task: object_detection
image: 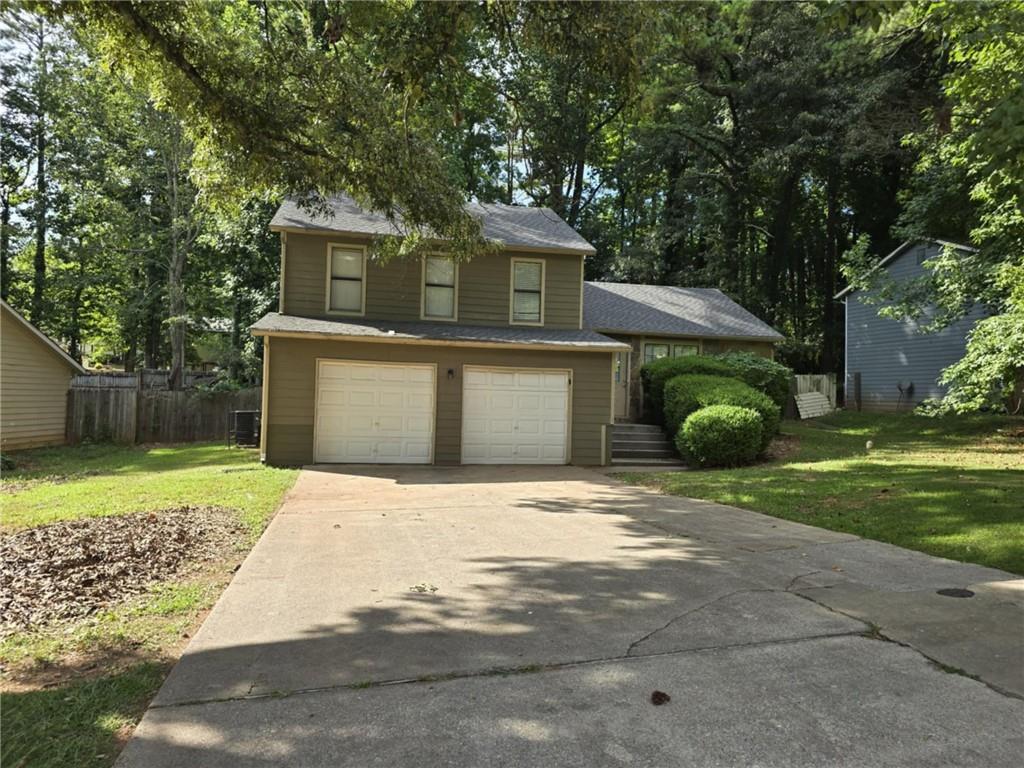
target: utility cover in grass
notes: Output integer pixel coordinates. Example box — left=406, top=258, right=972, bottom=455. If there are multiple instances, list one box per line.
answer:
left=0, top=506, right=244, bottom=633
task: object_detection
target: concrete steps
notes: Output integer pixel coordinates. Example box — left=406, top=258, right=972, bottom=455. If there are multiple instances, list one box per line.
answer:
left=611, top=423, right=678, bottom=463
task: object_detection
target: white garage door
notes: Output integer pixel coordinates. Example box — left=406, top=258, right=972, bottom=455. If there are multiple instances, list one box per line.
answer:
left=462, top=367, right=569, bottom=464
left=315, top=361, right=435, bottom=464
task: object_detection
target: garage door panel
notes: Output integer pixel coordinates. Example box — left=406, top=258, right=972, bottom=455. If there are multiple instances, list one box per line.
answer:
left=406, top=414, right=433, bottom=433
left=543, top=420, right=566, bottom=435
left=517, top=420, right=541, bottom=435
left=408, top=392, right=434, bottom=410
left=315, top=361, right=435, bottom=464
left=543, top=394, right=567, bottom=409
left=462, top=367, right=569, bottom=465
left=540, top=444, right=565, bottom=460
left=407, top=367, right=434, bottom=384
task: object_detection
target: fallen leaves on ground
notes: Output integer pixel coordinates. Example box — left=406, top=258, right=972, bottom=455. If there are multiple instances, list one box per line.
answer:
left=0, top=507, right=243, bottom=634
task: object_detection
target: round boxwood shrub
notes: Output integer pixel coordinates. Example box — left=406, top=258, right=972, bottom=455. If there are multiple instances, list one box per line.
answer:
left=639, top=356, right=735, bottom=423
left=716, top=351, right=792, bottom=409
left=663, top=374, right=780, bottom=449
left=676, top=405, right=763, bottom=467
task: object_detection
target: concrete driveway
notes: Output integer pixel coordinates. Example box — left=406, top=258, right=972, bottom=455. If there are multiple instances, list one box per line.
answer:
left=120, top=466, right=1023, bottom=766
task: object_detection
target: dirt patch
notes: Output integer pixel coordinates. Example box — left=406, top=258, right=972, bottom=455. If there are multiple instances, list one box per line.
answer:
left=1, top=507, right=244, bottom=634
left=763, top=433, right=800, bottom=462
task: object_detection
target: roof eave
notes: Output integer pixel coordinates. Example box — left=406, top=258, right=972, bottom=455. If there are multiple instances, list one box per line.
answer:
left=251, top=327, right=627, bottom=352
left=834, top=237, right=977, bottom=299
left=269, top=225, right=595, bottom=257
left=1, top=299, right=87, bottom=374
left=589, top=326, right=783, bottom=343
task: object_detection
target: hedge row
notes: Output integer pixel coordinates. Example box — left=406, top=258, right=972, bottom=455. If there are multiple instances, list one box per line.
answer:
left=663, top=374, right=780, bottom=449
left=640, top=352, right=791, bottom=424
left=676, top=405, right=763, bottom=467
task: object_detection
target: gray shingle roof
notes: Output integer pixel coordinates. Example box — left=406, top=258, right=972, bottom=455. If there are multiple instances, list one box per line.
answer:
left=250, top=313, right=628, bottom=351
left=271, top=193, right=596, bottom=255
left=583, top=282, right=783, bottom=341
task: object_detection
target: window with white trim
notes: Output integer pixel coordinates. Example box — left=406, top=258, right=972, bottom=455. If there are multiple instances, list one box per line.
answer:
left=422, top=255, right=456, bottom=320
left=511, top=259, right=544, bottom=324
left=328, top=246, right=365, bottom=313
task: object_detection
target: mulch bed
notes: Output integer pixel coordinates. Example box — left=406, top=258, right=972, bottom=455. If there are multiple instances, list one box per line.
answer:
left=0, top=507, right=245, bottom=634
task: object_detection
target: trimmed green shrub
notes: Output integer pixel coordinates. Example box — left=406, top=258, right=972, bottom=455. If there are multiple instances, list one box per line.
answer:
left=639, top=356, right=735, bottom=423
left=716, top=351, right=792, bottom=409
left=676, top=405, right=763, bottom=467
left=663, top=374, right=780, bottom=449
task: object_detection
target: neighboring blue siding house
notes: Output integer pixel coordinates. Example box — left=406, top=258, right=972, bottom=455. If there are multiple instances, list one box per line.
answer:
left=836, top=239, right=987, bottom=411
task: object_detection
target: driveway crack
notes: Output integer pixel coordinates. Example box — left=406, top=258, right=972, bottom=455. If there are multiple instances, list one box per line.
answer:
left=625, top=588, right=776, bottom=657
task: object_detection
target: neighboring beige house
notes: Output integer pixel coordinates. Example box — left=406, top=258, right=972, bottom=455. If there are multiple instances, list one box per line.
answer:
left=1, top=299, right=86, bottom=451
left=252, top=194, right=781, bottom=467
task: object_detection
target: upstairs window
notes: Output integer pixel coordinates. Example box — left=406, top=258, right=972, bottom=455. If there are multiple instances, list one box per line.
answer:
left=422, top=255, right=457, bottom=320
left=328, top=246, right=365, bottom=314
left=511, top=258, right=544, bottom=325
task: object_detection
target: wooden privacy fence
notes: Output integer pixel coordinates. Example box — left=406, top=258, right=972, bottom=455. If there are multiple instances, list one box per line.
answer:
left=785, top=373, right=838, bottom=418
left=794, top=373, right=837, bottom=407
left=70, top=369, right=219, bottom=390
left=67, top=387, right=261, bottom=445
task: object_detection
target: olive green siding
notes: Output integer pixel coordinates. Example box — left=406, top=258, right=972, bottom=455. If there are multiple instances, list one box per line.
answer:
left=263, top=336, right=613, bottom=467
left=617, top=334, right=776, bottom=420
left=282, top=232, right=583, bottom=329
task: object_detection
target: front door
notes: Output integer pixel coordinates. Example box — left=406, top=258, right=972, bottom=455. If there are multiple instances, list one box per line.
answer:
left=614, top=351, right=629, bottom=419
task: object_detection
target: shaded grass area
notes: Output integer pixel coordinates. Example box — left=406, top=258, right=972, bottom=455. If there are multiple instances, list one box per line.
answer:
left=620, top=412, right=1024, bottom=575
left=1, top=442, right=297, bottom=534
left=1, top=443, right=298, bottom=768
left=1, top=664, right=169, bottom=768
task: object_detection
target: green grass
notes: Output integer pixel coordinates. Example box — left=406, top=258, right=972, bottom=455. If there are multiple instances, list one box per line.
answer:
left=1, top=663, right=169, bottom=768
left=619, top=411, right=1024, bottom=575
left=0, top=442, right=299, bottom=768
left=1, top=442, right=297, bottom=534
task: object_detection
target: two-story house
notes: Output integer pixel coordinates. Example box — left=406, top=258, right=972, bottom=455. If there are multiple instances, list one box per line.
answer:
left=252, top=194, right=782, bottom=467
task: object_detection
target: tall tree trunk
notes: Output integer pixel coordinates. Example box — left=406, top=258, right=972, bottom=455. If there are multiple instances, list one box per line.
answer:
left=229, top=276, right=243, bottom=382
left=765, top=172, right=798, bottom=325
left=722, top=185, right=742, bottom=297
left=566, top=153, right=586, bottom=227
left=821, top=169, right=840, bottom=374
left=165, top=134, right=190, bottom=391
left=125, top=338, right=138, bottom=373
left=30, top=18, right=47, bottom=323
left=67, top=253, right=84, bottom=362
left=0, top=198, right=10, bottom=300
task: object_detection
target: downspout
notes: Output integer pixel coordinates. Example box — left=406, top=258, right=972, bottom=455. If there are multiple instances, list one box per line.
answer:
left=278, top=231, right=287, bottom=313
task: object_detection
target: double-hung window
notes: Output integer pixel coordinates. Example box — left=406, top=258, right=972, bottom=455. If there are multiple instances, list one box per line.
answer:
left=328, top=246, right=365, bottom=314
left=511, top=258, right=544, bottom=325
left=422, top=255, right=457, bottom=320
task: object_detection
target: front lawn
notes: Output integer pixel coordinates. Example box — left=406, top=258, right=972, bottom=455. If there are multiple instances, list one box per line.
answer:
left=619, top=412, right=1024, bottom=575
left=2, top=442, right=295, bottom=533
left=0, top=442, right=298, bottom=768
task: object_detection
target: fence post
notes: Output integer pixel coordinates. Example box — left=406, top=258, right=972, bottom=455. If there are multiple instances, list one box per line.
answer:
left=853, top=372, right=862, bottom=412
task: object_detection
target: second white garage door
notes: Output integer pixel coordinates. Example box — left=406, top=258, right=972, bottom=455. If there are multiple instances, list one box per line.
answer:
left=462, top=367, right=569, bottom=464
left=315, top=360, right=435, bottom=464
